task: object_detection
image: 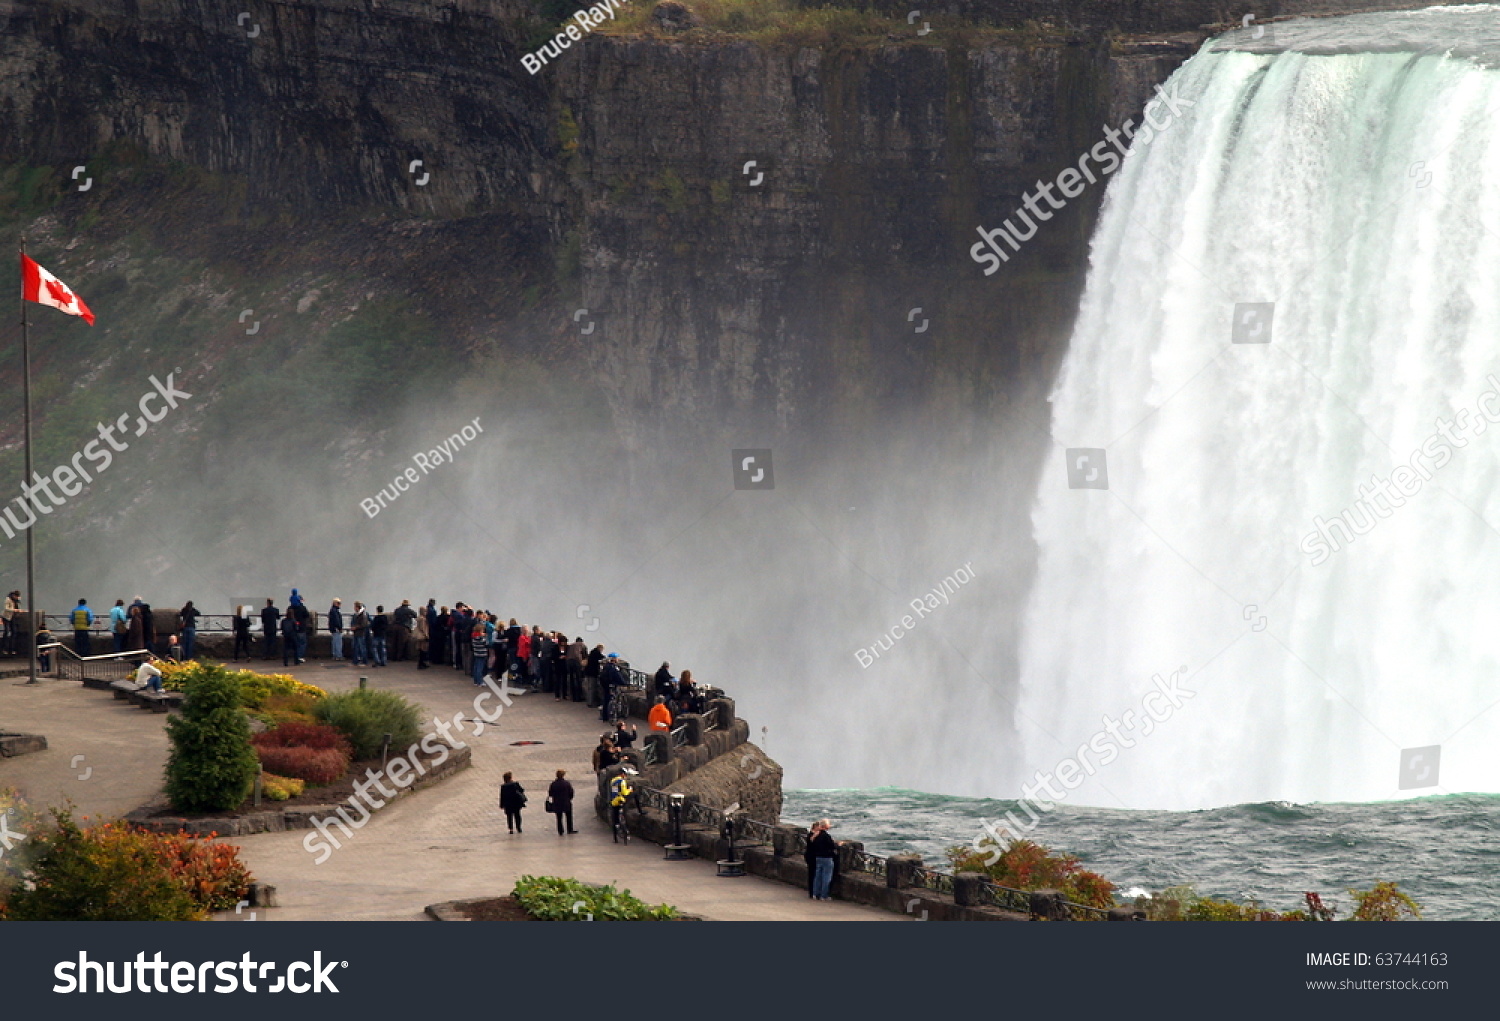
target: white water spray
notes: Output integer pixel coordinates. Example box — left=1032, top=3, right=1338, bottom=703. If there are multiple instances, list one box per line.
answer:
left=1021, top=6, right=1500, bottom=809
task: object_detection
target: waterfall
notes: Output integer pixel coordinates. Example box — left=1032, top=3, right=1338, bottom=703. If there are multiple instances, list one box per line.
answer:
left=1020, top=6, right=1500, bottom=809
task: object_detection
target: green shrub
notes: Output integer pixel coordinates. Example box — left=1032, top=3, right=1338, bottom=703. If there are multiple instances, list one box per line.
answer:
left=164, top=664, right=260, bottom=812
left=313, top=687, right=422, bottom=759
left=1, top=810, right=204, bottom=921
left=512, top=875, right=677, bottom=921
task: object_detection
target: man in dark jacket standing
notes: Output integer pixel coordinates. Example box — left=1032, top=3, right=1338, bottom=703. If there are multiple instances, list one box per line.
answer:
left=392, top=599, right=416, bottom=661
left=568, top=638, right=586, bottom=702
left=547, top=769, right=576, bottom=835
left=232, top=606, right=253, bottom=661
left=261, top=599, right=280, bottom=660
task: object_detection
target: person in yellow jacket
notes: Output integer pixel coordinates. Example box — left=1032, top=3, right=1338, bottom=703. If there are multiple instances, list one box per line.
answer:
left=648, top=696, right=672, bottom=732
left=608, top=768, right=637, bottom=844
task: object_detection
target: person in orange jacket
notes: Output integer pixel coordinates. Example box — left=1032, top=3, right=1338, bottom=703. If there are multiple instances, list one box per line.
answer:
left=648, top=695, right=673, bottom=732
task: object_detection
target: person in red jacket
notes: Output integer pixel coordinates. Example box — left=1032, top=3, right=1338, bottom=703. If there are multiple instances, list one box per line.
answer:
left=648, top=696, right=673, bottom=732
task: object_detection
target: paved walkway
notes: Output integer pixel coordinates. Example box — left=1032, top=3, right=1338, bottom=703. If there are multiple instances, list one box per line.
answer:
left=0, top=671, right=169, bottom=822
left=3, top=656, right=896, bottom=921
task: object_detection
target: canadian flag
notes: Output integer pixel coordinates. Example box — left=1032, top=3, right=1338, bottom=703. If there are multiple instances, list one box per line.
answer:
left=21, top=253, right=94, bottom=325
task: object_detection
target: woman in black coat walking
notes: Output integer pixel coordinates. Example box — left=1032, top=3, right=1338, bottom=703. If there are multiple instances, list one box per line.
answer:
left=500, top=771, right=527, bottom=834
left=547, top=769, right=577, bottom=835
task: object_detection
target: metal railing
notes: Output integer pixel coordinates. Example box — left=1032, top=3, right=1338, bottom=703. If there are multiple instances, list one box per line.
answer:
left=973, top=879, right=1034, bottom=914
left=41, top=643, right=154, bottom=683
left=909, top=865, right=955, bottom=896
left=669, top=724, right=690, bottom=748
left=629, top=786, right=1101, bottom=918
left=734, top=816, right=776, bottom=845
left=848, top=849, right=888, bottom=880
left=45, top=612, right=250, bottom=634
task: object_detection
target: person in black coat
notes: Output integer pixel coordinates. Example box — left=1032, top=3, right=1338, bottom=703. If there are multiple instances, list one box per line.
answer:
left=280, top=613, right=299, bottom=667
left=261, top=599, right=280, bottom=660
left=611, top=719, right=637, bottom=751
left=499, top=772, right=527, bottom=834
left=547, top=769, right=577, bottom=835
left=232, top=606, right=253, bottom=661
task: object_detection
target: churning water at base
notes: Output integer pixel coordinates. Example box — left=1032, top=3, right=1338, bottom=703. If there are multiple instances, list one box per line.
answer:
left=1020, top=5, right=1500, bottom=809
left=786, top=788, right=1500, bottom=919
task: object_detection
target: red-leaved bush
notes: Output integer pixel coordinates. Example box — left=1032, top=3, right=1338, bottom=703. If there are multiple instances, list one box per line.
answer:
left=252, top=745, right=348, bottom=786
left=251, top=721, right=352, bottom=757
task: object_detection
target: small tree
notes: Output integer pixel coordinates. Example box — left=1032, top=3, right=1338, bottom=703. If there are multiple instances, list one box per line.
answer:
left=165, top=664, right=259, bottom=812
left=1348, top=881, right=1421, bottom=921
left=948, top=837, right=1116, bottom=909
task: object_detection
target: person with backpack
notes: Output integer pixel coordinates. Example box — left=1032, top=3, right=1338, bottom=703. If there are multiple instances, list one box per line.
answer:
left=177, top=600, right=200, bottom=660
left=126, top=603, right=145, bottom=652
left=291, top=599, right=311, bottom=664
left=70, top=599, right=93, bottom=656
left=546, top=769, right=576, bottom=835
left=499, top=771, right=527, bottom=834
left=350, top=601, right=371, bottom=666
left=469, top=612, right=494, bottom=685
left=109, top=598, right=129, bottom=654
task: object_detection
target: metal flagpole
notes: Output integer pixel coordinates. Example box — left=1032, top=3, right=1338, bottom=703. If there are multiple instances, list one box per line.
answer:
left=19, top=237, right=37, bottom=684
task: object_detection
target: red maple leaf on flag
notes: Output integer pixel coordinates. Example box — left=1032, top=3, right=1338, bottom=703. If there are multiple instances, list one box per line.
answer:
left=44, top=278, right=74, bottom=307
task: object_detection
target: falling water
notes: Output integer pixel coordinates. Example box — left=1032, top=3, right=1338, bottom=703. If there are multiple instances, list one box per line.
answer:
left=1020, top=5, right=1500, bottom=809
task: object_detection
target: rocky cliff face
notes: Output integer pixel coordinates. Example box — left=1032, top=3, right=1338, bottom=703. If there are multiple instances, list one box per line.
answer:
left=0, top=0, right=1201, bottom=445
left=555, top=33, right=1190, bottom=453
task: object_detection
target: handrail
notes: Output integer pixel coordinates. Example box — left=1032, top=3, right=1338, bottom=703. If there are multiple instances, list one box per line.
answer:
left=39, top=643, right=152, bottom=663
